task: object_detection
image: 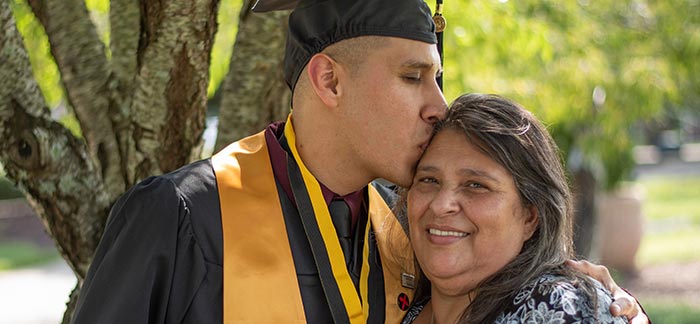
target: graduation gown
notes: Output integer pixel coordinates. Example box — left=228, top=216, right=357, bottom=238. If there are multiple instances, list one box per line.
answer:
left=71, top=125, right=413, bottom=324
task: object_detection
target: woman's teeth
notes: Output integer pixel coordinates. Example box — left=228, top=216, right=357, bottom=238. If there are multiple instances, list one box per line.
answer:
left=429, top=228, right=468, bottom=237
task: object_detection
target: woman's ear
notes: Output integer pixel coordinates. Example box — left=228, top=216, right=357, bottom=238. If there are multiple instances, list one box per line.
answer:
left=306, top=53, right=341, bottom=107
left=522, top=205, right=539, bottom=241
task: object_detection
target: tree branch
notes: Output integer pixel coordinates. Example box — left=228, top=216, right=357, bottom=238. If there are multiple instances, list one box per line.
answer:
left=215, top=1, right=290, bottom=150
left=1, top=1, right=110, bottom=279
left=110, top=0, right=140, bottom=88
left=108, top=0, right=139, bottom=124
left=128, top=0, right=219, bottom=181
left=104, top=0, right=142, bottom=199
left=26, top=0, right=125, bottom=199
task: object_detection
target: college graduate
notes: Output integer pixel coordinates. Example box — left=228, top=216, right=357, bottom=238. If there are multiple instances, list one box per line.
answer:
left=71, top=0, right=442, bottom=323
left=70, top=0, right=647, bottom=323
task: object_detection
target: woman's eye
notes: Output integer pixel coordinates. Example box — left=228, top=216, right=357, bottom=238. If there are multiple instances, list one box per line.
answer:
left=417, top=177, right=437, bottom=184
left=466, top=182, right=486, bottom=190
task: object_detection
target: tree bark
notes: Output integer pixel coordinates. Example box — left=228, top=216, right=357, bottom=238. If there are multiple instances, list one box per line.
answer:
left=2, top=0, right=221, bottom=321
left=1, top=0, right=109, bottom=282
left=27, top=0, right=124, bottom=198
left=215, top=0, right=290, bottom=151
left=4, top=0, right=293, bottom=320
left=129, top=0, right=219, bottom=178
left=572, top=168, right=597, bottom=259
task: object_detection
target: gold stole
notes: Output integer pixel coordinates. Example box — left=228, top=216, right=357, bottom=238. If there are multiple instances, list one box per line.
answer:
left=212, top=130, right=414, bottom=323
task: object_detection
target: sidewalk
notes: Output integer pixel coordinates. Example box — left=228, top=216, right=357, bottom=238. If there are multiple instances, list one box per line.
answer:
left=0, top=260, right=76, bottom=324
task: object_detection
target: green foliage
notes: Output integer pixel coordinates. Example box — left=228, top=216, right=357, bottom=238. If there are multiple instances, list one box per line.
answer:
left=0, top=241, right=59, bottom=270
left=10, top=0, right=65, bottom=109
left=10, top=0, right=81, bottom=136
left=10, top=0, right=243, bottom=134
left=85, top=0, right=110, bottom=59
left=208, top=0, right=242, bottom=97
left=85, top=0, right=108, bottom=12
left=11, top=0, right=699, bottom=189
left=440, top=0, right=698, bottom=189
left=653, top=1, right=700, bottom=111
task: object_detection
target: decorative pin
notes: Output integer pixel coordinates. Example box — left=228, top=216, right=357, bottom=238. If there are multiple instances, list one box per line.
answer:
left=433, top=15, right=446, bottom=33
left=401, top=272, right=416, bottom=289
left=397, top=293, right=411, bottom=311
left=433, top=3, right=446, bottom=33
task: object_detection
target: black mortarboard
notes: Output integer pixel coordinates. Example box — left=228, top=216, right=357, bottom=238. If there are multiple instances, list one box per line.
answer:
left=252, top=0, right=439, bottom=91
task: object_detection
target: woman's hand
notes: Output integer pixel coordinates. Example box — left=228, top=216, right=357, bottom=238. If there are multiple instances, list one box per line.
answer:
left=566, top=260, right=650, bottom=323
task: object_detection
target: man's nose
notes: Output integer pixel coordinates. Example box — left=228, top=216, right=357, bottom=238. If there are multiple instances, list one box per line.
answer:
left=421, top=79, right=447, bottom=125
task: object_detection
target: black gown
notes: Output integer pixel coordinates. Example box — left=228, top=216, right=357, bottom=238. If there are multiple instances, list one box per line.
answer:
left=70, top=158, right=394, bottom=323
left=71, top=160, right=224, bottom=323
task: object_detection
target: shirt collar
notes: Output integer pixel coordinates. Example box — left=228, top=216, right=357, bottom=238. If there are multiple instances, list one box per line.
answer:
left=264, top=121, right=364, bottom=228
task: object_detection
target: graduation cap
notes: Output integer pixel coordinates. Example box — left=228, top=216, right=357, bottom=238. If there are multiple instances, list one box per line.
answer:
left=252, top=0, right=446, bottom=91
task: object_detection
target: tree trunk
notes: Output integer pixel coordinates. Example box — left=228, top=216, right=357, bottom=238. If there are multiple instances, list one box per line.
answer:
left=4, top=0, right=291, bottom=320
left=1, top=0, right=109, bottom=282
left=26, top=0, right=123, bottom=197
left=215, top=0, right=290, bottom=151
left=1, top=0, right=220, bottom=321
left=572, top=168, right=597, bottom=259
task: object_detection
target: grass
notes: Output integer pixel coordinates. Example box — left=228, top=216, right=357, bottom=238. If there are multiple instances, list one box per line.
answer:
left=631, top=175, right=700, bottom=323
left=0, top=175, right=55, bottom=271
left=643, top=299, right=700, bottom=324
left=638, top=176, right=700, bottom=224
left=634, top=175, right=700, bottom=266
left=0, top=241, right=60, bottom=271
left=637, top=228, right=700, bottom=266
left=0, top=177, right=24, bottom=200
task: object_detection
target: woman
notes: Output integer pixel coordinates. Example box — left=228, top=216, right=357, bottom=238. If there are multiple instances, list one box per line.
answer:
left=402, top=94, right=628, bottom=323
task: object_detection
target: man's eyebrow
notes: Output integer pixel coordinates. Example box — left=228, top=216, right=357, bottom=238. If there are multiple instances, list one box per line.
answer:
left=415, top=165, right=438, bottom=172
left=401, top=60, right=439, bottom=70
left=400, top=60, right=443, bottom=76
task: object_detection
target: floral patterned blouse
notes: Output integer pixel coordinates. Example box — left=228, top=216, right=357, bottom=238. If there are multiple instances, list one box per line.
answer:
left=402, top=273, right=629, bottom=324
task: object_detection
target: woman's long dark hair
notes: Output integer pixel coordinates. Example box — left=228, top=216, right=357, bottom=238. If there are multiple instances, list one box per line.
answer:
left=405, top=94, right=598, bottom=323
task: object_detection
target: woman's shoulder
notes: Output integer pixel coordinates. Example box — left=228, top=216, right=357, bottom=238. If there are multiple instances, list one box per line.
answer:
left=495, top=272, right=629, bottom=324
left=401, top=296, right=430, bottom=324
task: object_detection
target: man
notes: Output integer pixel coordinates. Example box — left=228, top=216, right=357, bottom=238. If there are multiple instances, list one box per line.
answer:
left=71, top=0, right=648, bottom=323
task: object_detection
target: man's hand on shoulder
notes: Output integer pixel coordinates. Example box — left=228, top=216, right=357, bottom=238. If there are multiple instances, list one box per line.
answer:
left=566, top=260, right=650, bottom=324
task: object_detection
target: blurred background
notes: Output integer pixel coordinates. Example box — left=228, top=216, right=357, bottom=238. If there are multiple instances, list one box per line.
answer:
left=1, top=0, right=699, bottom=323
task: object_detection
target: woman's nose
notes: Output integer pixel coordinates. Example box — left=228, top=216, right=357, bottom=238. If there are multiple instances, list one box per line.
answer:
left=429, top=188, right=460, bottom=217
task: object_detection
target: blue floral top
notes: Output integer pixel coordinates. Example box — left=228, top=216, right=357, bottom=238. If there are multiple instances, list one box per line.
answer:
left=402, top=273, right=629, bottom=324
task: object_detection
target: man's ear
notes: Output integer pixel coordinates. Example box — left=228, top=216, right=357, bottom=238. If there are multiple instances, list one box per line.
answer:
left=306, top=53, right=342, bottom=107
left=523, top=205, right=539, bottom=241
